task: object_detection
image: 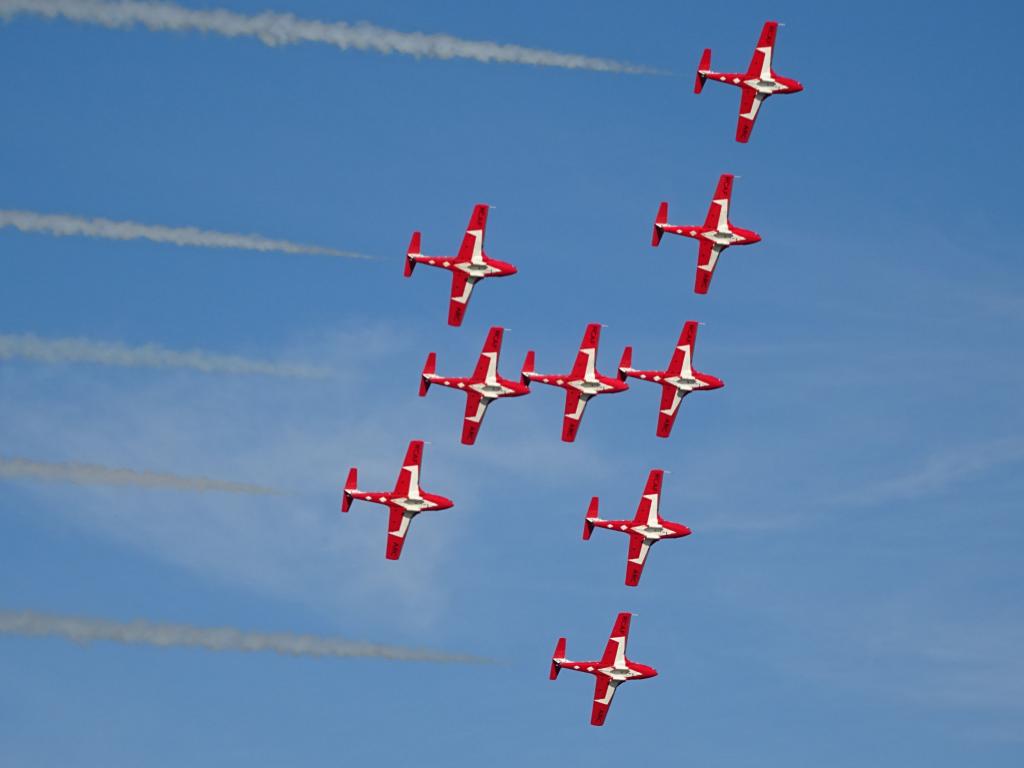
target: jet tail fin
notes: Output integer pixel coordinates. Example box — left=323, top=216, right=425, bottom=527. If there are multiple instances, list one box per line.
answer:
left=617, top=346, right=633, bottom=381
left=419, top=352, right=436, bottom=396
left=404, top=232, right=421, bottom=277
left=341, top=468, right=357, bottom=512
left=550, top=637, right=567, bottom=679
left=652, top=202, right=668, bottom=246
left=521, top=350, right=536, bottom=386
left=584, top=496, right=599, bottom=540
left=695, top=48, right=711, bottom=93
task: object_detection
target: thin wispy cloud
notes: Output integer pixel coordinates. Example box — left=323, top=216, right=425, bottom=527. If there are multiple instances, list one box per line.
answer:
left=0, top=333, right=329, bottom=379
left=0, top=0, right=661, bottom=74
left=834, top=437, right=1024, bottom=507
left=0, top=456, right=283, bottom=496
left=0, top=210, right=367, bottom=258
left=0, top=610, right=492, bottom=664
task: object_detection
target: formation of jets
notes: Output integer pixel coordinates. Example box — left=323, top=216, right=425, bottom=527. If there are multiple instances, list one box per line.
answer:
left=344, top=19, right=801, bottom=725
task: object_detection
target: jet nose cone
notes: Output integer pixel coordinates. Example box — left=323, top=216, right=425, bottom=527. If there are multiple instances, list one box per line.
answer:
left=792, top=81, right=804, bottom=92
left=507, top=265, right=519, bottom=275
left=709, top=376, right=725, bottom=390
left=681, top=525, right=693, bottom=536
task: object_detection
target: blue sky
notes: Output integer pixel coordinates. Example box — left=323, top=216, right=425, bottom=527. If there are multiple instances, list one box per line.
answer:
left=1, top=0, right=1022, bottom=765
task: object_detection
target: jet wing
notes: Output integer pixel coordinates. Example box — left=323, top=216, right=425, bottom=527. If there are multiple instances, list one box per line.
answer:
left=625, top=532, right=652, bottom=586
left=392, top=440, right=423, bottom=498
left=736, top=87, right=765, bottom=144
left=455, top=203, right=489, bottom=264
left=590, top=676, right=620, bottom=726
left=666, top=321, right=698, bottom=377
left=561, top=390, right=590, bottom=443
left=385, top=505, right=413, bottom=560
left=657, top=384, right=685, bottom=438
left=569, top=323, right=602, bottom=380
left=600, top=612, right=632, bottom=666
left=448, top=271, right=477, bottom=327
left=746, top=21, right=778, bottom=80
left=471, top=326, right=503, bottom=382
left=695, top=241, right=724, bottom=294
left=632, top=470, right=664, bottom=525
left=703, top=174, right=733, bottom=229
left=461, top=391, right=492, bottom=446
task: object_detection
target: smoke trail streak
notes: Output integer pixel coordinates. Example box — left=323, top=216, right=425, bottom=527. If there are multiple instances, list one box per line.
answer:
left=0, top=0, right=660, bottom=74
left=0, top=333, right=329, bottom=379
left=0, top=457, right=283, bottom=496
left=0, top=210, right=368, bottom=259
left=0, top=610, right=493, bottom=664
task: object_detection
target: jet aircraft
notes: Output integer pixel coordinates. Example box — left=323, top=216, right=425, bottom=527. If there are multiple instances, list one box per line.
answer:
left=404, top=203, right=517, bottom=326
left=618, top=321, right=723, bottom=438
left=584, top=469, right=692, bottom=586
left=694, top=20, right=803, bottom=143
left=653, top=173, right=761, bottom=294
left=342, top=440, right=453, bottom=560
left=522, top=323, right=628, bottom=442
left=550, top=612, right=657, bottom=726
left=420, top=326, right=531, bottom=445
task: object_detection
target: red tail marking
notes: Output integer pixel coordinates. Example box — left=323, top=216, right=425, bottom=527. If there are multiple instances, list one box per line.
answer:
left=652, top=202, right=668, bottom=246
left=618, top=346, right=633, bottom=380
left=550, top=637, right=567, bottom=680
left=404, top=231, right=421, bottom=277
left=341, top=467, right=357, bottom=512
left=419, top=352, right=436, bottom=396
left=521, top=350, right=535, bottom=386
left=584, top=497, right=599, bottom=540
left=695, top=48, right=711, bottom=93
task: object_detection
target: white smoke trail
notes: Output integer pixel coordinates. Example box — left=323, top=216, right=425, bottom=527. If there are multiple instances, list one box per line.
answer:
left=0, top=333, right=329, bottom=379
left=0, top=610, right=493, bottom=664
left=0, top=457, right=283, bottom=496
left=0, top=0, right=660, bottom=74
left=0, top=210, right=368, bottom=259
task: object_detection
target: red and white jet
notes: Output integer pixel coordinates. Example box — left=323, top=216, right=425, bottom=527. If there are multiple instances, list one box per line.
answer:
left=653, top=173, right=761, bottom=294
left=618, top=321, right=723, bottom=438
left=695, top=20, right=803, bottom=143
left=420, top=326, right=531, bottom=446
left=404, top=203, right=517, bottom=327
left=550, top=612, right=657, bottom=726
left=522, top=323, right=628, bottom=442
left=584, top=469, right=692, bottom=586
left=341, top=440, right=453, bottom=560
